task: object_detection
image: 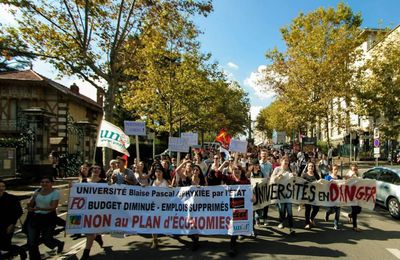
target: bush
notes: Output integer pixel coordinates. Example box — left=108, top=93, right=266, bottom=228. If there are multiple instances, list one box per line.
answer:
left=59, top=152, right=82, bottom=177
left=317, top=140, right=329, bottom=154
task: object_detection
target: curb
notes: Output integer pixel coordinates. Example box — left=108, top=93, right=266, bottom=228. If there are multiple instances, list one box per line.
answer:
left=8, top=183, right=71, bottom=200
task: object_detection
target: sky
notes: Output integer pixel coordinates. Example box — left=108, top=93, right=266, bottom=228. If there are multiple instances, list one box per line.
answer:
left=1, top=1, right=400, bottom=120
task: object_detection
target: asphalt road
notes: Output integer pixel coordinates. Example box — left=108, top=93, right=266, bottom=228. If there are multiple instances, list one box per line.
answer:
left=8, top=184, right=400, bottom=260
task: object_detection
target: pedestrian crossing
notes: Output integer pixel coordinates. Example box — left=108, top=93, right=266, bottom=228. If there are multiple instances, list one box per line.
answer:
left=387, top=248, right=400, bottom=259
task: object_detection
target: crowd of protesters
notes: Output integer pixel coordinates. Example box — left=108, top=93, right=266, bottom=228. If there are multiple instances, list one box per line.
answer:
left=0, top=144, right=365, bottom=259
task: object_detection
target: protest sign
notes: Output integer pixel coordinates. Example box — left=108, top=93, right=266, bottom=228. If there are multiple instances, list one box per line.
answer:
left=181, top=132, right=198, bottom=146
left=124, top=121, right=146, bottom=136
left=66, top=184, right=253, bottom=236
left=168, top=137, right=190, bottom=153
left=251, top=177, right=376, bottom=210
left=229, top=139, right=248, bottom=153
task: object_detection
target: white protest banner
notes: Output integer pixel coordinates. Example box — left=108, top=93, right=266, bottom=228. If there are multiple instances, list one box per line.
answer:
left=252, top=177, right=376, bottom=210
left=229, top=139, right=248, bottom=153
left=97, top=120, right=130, bottom=156
left=168, top=137, right=190, bottom=153
left=124, top=121, right=146, bottom=136
left=181, top=132, right=198, bottom=146
left=66, top=184, right=253, bottom=236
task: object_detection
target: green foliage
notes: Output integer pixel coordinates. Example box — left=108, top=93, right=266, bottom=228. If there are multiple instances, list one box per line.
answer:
left=0, top=26, right=34, bottom=71
left=59, top=152, right=82, bottom=177
left=1, top=0, right=213, bottom=122
left=317, top=140, right=329, bottom=154
left=356, top=38, right=400, bottom=140
left=0, top=136, right=27, bottom=148
left=123, top=35, right=250, bottom=137
left=260, top=3, right=363, bottom=141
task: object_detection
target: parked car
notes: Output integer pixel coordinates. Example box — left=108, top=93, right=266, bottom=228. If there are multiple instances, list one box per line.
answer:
left=362, top=167, right=400, bottom=219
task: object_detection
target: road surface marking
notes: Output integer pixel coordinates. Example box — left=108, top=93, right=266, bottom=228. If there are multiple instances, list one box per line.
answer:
left=387, top=248, right=400, bottom=259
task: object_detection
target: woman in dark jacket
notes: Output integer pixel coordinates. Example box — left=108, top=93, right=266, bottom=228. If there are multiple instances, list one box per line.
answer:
left=0, top=179, right=26, bottom=259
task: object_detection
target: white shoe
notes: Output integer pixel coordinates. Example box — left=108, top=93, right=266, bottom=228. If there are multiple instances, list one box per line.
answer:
left=278, top=223, right=284, bottom=229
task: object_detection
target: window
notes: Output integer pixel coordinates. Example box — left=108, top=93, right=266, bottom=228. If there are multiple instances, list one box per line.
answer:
left=378, top=170, right=399, bottom=184
left=363, top=169, right=380, bottom=180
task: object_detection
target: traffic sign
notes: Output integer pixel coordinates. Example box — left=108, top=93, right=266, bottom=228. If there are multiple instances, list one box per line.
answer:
left=373, top=139, right=380, bottom=147
left=374, top=147, right=380, bottom=158
left=373, top=128, right=379, bottom=139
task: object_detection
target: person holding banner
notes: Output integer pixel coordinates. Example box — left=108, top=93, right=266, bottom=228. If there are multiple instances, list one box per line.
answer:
left=81, top=164, right=107, bottom=260
left=192, top=165, right=207, bottom=186
left=248, top=160, right=264, bottom=227
left=106, top=159, right=118, bottom=182
left=271, top=156, right=296, bottom=235
left=79, top=163, right=90, bottom=183
left=222, top=156, right=236, bottom=176
left=324, top=164, right=342, bottom=230
left=346, top=163, right=362, bottom=232
left=218, top=165, right=250, bottom=256
left=133, top=161, right=150, bottom=186
left=150, top=167, right=170, bottom=249
left=112, top=157, right=138, bottom=185
left=301, top=161, right=320, bottom=229
left=171, top=160, right=193, bottom=187
left=259, top=150, right=272, bottom=226
left=171, top=160, right=201, bottom=251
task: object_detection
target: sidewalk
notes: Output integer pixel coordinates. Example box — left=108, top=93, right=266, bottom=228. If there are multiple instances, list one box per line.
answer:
left=5, top=177, right=78, bottom=199
left=332, top=157, right=397, bottom=168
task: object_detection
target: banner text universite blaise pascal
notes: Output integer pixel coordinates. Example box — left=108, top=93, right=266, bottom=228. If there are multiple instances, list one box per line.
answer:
left=67, top=184, right=253, bottom=236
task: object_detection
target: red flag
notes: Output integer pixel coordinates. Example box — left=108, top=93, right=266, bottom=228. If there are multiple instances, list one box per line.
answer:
left=215, top=128, right=232, bottom=148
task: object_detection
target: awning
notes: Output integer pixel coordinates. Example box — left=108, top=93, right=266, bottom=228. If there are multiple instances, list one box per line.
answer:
left=50, top=137, right=64, bottom=145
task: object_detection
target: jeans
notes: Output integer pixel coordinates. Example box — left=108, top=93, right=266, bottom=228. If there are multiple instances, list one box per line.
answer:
left=27, top=213, right=61, bottom=260
left=326, top=207, right=341, bottom=227
left=349, top=206, right=362, bottom=228
left=0, top=226, right=24, bottom=258
left=278, top=203, right=294, bottom=228
left=304, top=204, right=319, bottom=225
left=254, top=206, right=269, bottom=223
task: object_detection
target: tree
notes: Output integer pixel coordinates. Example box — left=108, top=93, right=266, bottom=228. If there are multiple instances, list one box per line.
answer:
left=0, top=26, right=34, bottom=71
left=123, top=45, right=250, bottom=138
left=260, top=3, right=363, bottom=144
left=356, top=39, right=400, bottom=141
left=256, top=98, right=302, bottom=139
left=1, top=0, right=212, bottom=122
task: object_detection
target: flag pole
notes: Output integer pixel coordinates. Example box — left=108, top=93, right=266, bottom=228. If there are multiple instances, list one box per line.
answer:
left=92, top=120, right=103, bottom=165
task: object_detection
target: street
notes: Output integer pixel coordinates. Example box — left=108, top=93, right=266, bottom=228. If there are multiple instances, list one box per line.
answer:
left=8, top=182, right=400, bottom=260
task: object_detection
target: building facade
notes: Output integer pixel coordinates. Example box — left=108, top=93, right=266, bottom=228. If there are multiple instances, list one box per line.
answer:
left=0, top=70, right=103, bottom=176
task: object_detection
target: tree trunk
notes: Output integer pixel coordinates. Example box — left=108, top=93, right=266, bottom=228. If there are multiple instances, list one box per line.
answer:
left=102, top=80, right=117, bottom=166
